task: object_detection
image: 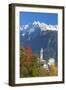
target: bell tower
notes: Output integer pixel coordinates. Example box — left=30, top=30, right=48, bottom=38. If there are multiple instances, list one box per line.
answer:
left=40, top=48, right=43, bottom=60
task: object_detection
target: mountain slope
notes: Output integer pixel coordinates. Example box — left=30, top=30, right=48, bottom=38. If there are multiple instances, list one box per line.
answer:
left=20, top=21, right=58, bottom=61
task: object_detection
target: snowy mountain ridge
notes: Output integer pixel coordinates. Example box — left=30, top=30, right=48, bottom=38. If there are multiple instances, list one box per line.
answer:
left=20, top=21, right=58, bottom=33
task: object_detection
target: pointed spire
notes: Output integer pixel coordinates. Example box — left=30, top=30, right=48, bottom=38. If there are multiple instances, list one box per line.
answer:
left=40, top=48, right=43, bottom=60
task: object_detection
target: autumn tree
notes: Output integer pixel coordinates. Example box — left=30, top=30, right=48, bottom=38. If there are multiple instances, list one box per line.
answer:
left=20, top=46, right=42, bottom=77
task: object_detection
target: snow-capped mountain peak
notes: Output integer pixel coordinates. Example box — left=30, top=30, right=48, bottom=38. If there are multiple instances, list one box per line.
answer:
left=33, top=21, right=58, bottom=31
left=20, top=21, right=58, bottom=38
left=20, top=21, right=58, bottom=32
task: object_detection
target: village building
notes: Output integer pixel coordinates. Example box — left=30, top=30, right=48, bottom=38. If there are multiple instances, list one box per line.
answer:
left=40, top=48, right=55, bottom=70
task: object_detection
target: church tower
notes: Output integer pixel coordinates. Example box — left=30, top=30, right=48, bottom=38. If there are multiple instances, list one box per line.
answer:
left=40, top=48, right=43, bottom=60
left=40, top=48, right=46, bottom=65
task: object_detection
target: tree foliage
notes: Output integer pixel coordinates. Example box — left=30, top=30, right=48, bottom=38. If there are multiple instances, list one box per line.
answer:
left=49, top=64, right=58, bottom=76
left=20, top=47, right=41, bottom=77
left=20, top=47, right=58, bottom=77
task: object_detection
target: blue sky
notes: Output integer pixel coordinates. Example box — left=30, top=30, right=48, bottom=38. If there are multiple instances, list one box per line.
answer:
left=20, top=12, right=58, bottom=25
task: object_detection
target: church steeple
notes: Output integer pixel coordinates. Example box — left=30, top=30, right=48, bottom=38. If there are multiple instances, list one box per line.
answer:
left=40, top=48, right=46, bottom=65
left=40, top=48, right=43, bottom=60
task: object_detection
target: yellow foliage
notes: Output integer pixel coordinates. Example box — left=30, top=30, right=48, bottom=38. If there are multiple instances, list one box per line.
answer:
left=49, top=64, right=58, bottom=76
